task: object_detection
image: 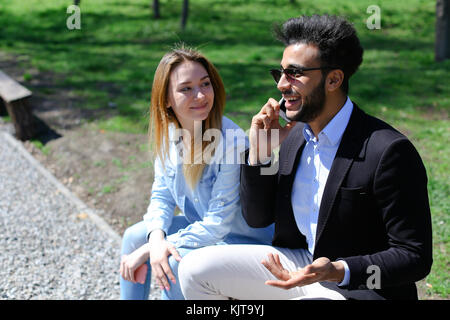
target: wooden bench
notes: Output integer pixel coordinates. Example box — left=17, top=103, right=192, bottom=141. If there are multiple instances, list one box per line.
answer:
left=0, top=70, right=38, bottom=140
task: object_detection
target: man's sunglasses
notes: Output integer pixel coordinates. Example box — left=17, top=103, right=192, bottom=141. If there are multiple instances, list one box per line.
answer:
left=270, top=66, right=337, bottom=83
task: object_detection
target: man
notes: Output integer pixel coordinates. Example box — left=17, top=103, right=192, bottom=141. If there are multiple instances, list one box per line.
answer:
left=178, top=14, right=432, bottom=300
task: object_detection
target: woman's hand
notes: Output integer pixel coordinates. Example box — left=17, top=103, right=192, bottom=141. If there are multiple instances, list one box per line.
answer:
left=120, top=243, right=151, bottom=284
left=148, top=231, right=182, bottom=291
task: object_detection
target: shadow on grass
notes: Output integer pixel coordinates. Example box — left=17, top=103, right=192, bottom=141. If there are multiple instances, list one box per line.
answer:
left=32, top=115, right=63, bottom=144
left=0, top=0, right=446, bottom=132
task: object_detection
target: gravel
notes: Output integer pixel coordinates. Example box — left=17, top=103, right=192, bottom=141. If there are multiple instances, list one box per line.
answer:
left=0, top=129, right=161, bottom=300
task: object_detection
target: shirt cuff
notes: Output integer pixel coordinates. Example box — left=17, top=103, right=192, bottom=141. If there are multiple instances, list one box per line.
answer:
left=145, top=222, right=169, bottom=241
left=337, top=259, right=350, bottom=287
left=246, top=157, right=272, bottom=166
left=165, top=234, right=202, bottom=249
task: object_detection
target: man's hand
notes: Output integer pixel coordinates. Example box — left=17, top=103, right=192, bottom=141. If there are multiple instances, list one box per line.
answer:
left=261, top=253, right=345, bottom=290
left=249, top=98, right=296, bottom=165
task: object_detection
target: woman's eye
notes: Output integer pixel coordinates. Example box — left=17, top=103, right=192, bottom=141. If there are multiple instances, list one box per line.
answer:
left=179, top=87, right=191, bottom=92
left=201, top=81, right=211, bottom=87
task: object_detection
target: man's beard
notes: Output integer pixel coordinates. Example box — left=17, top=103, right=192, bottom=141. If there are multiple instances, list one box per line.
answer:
left=288, top=76, right=326, bottom=123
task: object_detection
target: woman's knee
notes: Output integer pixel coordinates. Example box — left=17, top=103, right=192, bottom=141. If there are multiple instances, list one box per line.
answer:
left=167, top=247, right=192, bottom=278
left=121, top=221, right=148, bottom=254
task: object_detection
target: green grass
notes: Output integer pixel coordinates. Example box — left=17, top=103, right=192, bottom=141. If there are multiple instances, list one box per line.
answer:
left=0, top=0, right=448, bottom=298
left=100, top=184, right=114, bottom=194
left=31, top=139, right=51, bottom=156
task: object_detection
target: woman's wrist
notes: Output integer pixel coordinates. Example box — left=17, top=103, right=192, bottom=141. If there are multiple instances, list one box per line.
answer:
left=148, top=229, right=165, bottom=246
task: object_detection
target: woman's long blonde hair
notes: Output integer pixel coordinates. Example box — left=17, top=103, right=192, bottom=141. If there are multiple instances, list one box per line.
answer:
left=149, top=45, right=225, bottom=189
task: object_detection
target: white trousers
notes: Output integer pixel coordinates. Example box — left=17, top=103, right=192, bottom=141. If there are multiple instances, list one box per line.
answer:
left=178, top=244, right=345, bottom=300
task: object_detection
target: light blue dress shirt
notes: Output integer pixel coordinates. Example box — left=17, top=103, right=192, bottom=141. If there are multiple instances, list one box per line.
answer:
left=291, top=97, right=353, bottom=286
left=143, top=116, right=274, bottom=249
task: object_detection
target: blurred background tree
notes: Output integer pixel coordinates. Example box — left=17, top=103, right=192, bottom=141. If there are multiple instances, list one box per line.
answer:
left=435, top=0, right=450, bottom=61
left=153, top=0, right=160, bottom=19
left=181, top=0, right=189, bottom=30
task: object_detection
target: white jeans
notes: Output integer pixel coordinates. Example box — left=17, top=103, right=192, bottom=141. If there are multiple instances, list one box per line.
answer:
left=178, top=244, right=345, bottom=300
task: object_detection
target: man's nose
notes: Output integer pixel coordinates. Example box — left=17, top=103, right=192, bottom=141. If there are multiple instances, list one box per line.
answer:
left=277, top=73, right=290, bottom=92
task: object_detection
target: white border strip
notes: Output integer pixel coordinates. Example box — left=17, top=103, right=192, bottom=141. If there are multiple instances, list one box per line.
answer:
left=1, top=131, right=122, bottom=245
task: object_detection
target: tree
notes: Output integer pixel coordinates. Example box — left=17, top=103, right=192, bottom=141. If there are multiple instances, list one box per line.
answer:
left=435, top=0, right=450, bottom=61
left=152, top=0, right=160, bottom=19
left=181, top=0, right=189, bottom=30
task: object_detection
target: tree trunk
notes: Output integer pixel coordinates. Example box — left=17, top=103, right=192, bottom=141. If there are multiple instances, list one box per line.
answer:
left=153, top=0, right=160, bottom=19
left=435, top=0, right=450, bottom=61
left=181, top=0, right=189, bottom=30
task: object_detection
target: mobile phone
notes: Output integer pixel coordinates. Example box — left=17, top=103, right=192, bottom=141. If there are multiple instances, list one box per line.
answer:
left=278, top=98, right=291, bottom=123
left=135, top=263, right=148, bottom=284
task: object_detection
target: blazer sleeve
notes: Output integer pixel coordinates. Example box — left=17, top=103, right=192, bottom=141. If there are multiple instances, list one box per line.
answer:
left=343, top=138, right=433, bottom=290
left=240, top=149, right=278, bottom=227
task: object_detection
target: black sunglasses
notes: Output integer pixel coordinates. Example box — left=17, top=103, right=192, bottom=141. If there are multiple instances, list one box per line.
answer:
left=270, top=66, right=337, bottom=83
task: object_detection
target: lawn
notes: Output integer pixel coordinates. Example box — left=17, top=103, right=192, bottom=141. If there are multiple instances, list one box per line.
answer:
left=0, top=0, right=448, bottom=298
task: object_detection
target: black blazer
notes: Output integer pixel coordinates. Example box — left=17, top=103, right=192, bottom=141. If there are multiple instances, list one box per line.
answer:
left=240, top=104, right=433, bottom=300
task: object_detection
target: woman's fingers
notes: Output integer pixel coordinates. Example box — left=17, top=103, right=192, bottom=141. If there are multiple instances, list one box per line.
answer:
left=161, top=260, right=176, bottom=286
left=165, top=246, right=181, bottom=284
left=120, top=255, right=136, bottom=283
left=168, top=245, right=182, bottom=262
left=151, top=263, right=165, bottom=290
left=152, top=262, right=172, bottom=290
left=127, top=261, right=136, bottom=283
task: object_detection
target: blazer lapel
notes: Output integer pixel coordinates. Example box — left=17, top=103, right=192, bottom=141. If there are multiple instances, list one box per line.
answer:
left=314, top=105, right=368, bottom=249
left=278, top=123, right=306, bottom=199
left=279, top=122, right=305, bottom=175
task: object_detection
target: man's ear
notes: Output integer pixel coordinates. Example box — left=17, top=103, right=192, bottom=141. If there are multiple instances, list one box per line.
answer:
left=325, top=69, right=344, bottom=92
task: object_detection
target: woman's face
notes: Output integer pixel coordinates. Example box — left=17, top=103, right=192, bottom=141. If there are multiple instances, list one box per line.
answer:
left=167, top=60, right=214, bottom=131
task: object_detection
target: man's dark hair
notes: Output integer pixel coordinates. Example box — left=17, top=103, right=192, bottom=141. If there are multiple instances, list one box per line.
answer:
left=275, top=14, right=363, bottom=94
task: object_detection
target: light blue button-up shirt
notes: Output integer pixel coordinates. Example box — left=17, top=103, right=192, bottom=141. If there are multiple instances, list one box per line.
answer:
left=144, top=116, right=274, bottom=249
left=291, top=97, right=353, bottom=286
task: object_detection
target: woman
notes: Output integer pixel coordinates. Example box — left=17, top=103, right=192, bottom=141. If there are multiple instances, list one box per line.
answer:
left=119, top=45, right=274, bottom=300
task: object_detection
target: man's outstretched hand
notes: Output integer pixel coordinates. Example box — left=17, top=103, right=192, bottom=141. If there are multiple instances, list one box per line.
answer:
left=261, top=253, right=345, bottom=290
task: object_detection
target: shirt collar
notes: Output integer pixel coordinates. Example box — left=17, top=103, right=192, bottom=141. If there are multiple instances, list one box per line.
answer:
left=302, top=96, right=353, bottom=146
